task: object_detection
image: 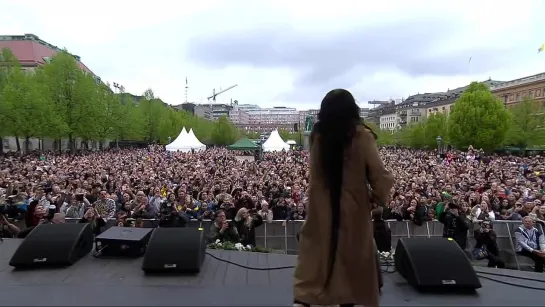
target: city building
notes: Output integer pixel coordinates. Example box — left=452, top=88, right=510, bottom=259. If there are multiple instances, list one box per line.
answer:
left=424, top=97, right=456, bottom=117
left=229, top=108, right=250, bottom=125
left=230, top=104, right=299, bottom=133
left=425, top=79, right=504, bottom=117
left=359, top=107, right=370, bottom=119
left=379, top=112, right=398, bottom=131
left=367, top=100, right=396, bottom=125
left=395, top=93, right=443, bottom=127
left=490, top=72, right=545, bottom=107
left=173, top=102, right=196, bottom=114
left=0, top=34, right=96, bottom=77
left=194, top=103, right=232, bottom=121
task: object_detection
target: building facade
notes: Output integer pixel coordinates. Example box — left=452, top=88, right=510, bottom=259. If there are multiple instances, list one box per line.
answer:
left=359, top=107, right=370, bottom=119
left=424, top=97, right=456, bottom=117
left=367, top=101, right=396, bottom=126
left=236, top=123, right=295, bottom=134
left=394, top=92, right=454, bottom=127
left=379, top=112, right=398, bottom=131
left=423, top=79, right=504, bottom=118
left=173, top=102, right=196, bottom=115
left=229, top=109, right=250, bottom=125
left=194, top=103, right=232, bottom=121
left=230, top=105, right=299, bottom=132
left=490, top=72, right=545, bottom=107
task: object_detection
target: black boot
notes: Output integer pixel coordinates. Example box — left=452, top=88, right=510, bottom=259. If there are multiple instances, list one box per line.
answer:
left=293, top=300, right=310, bottom=307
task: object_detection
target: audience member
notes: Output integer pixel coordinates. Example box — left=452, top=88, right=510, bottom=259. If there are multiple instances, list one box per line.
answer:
left=515, top=216, right=545, bottom=272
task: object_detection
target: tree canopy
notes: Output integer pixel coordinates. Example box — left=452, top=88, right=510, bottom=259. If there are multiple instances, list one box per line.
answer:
left=0, top=48, right=241, bottom=151
left=447, top=82, right=510, bottom=150
left=504, top=98, right=545, bottom=148
left=370, top=81, right=544, bottom=151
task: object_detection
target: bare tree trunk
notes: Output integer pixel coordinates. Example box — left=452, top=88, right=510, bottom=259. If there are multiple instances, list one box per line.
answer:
left=24, top=136, right=30, bottom=153
left=15, top=137, right=21, bottom=152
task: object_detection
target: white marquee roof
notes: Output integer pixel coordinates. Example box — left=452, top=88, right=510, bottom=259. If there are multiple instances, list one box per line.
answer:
left=262, top=129, right=290, bottom=152
left=165, top=127, right=205, bottom=152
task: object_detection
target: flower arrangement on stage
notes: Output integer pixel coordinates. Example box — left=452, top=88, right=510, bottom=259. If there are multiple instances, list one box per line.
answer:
left=207, top=240, right=271, bottom=253
left=379, top=251, right=395, bottom=261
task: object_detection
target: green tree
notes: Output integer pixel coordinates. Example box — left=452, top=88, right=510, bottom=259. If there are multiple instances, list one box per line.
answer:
left=392, top=123, right=426, bottom=148
left=116, top=94, right=144, bottom=141
left=448, top=82, right=510, bottom=151
left=94, top=84, right=125, bottom=148
left=365, top=122, right=394, bottom=146
left=422, top=113, right=449, bottom=148
left=0, top=48, right=21, bottom=152
left=407, top=123, right=426, bottom=148
left=36, top=51, right=102, bottom=151
left=504, top=98, right=545, bottom=148
left=0, top=46, right=246, bottom=151
left=157, top=108, right=182, bottom=144
left=245, top=131, right=260, bottom=139
left=0, top=66, right=63, bottom=151
left=138, top=89, right=164, bottom=142
left=211, top=116, right=238, bottom=145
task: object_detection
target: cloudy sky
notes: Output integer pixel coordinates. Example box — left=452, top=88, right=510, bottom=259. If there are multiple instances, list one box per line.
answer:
left=2, top=0, right=545, bottom=110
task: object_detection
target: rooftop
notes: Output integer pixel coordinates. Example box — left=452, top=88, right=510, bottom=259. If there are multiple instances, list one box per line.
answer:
left=400, top=79, right=504, bottom=107
left=0, top=33, right=93, bottom=75
left=490, top=72, right=545, bottom=91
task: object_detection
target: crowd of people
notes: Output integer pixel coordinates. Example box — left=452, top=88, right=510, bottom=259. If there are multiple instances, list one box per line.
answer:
left=0, top=145, right=544, bottom=269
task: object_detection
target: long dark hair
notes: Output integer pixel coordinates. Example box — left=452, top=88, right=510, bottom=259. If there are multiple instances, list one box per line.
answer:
left=312, top=89, right=361, bottom=292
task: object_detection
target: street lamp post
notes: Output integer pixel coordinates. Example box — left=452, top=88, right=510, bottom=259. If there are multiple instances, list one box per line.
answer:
left=436, top=136, right=443, bottom=156
left=298, top=120, right=302, bottom=148
left=113, top=82, right=125, bottom=150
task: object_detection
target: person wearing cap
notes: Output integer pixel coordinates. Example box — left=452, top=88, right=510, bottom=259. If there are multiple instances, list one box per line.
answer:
left=438, top=202, right=471, bottom=250
left=473, top=218, right=505, bottom=268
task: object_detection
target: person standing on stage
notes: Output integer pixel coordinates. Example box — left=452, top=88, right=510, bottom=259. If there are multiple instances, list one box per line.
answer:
left=293, top=89, right=394, bottom=307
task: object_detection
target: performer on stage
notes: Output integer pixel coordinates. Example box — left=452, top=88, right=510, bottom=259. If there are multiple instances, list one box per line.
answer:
left=293, top=89, right=394, bottom=307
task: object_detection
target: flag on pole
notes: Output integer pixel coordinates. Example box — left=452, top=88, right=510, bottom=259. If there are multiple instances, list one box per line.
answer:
left=538, top=44, right=545, bottom=53
left=468, top=56, right=472, bottom=63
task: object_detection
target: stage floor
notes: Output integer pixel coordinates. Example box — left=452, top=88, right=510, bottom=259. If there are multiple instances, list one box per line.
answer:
left=0, top=239, right=544, bottom=306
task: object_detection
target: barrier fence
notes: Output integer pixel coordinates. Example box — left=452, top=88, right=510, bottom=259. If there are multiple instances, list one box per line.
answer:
left=59, top=218, right=541, bottom=270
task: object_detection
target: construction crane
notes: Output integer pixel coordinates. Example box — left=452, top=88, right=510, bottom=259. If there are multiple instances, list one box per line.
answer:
left=207, top=84, right=238, bottom=104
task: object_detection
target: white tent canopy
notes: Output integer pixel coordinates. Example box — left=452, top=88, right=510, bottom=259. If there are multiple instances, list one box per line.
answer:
left=165, top=127, right=203, bottom=152
left=262, top=129, right=290, bottom=152
left=187, top=128, right=206, bottom=151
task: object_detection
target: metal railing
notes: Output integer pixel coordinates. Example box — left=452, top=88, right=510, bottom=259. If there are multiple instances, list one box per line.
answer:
left=60, top=218, right=540, bottom=269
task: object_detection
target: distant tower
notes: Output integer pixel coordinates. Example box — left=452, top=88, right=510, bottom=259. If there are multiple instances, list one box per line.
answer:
left=185, top=77, right=188, bottom=103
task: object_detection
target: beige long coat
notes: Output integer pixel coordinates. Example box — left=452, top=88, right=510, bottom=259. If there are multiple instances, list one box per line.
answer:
left=293, top=126, right=394, bottom=307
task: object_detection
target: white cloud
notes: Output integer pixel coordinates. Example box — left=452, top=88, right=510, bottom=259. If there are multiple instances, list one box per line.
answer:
left=1, top=0, right=544, bottom=110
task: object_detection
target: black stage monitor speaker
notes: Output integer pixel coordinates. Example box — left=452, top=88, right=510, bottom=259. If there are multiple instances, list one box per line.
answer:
left=95, top=226, right=153, bottom=258
left=142, top=227, right=206, bottom=274
left=394, top=237, right=481, bottom=292
left=9, top=223, right=93, bottom=269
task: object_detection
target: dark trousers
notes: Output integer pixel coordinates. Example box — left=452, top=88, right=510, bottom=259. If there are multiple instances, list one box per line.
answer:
left=518, top=250, right=545, bottom=272
left=486, top=253, right=505, bottom=268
